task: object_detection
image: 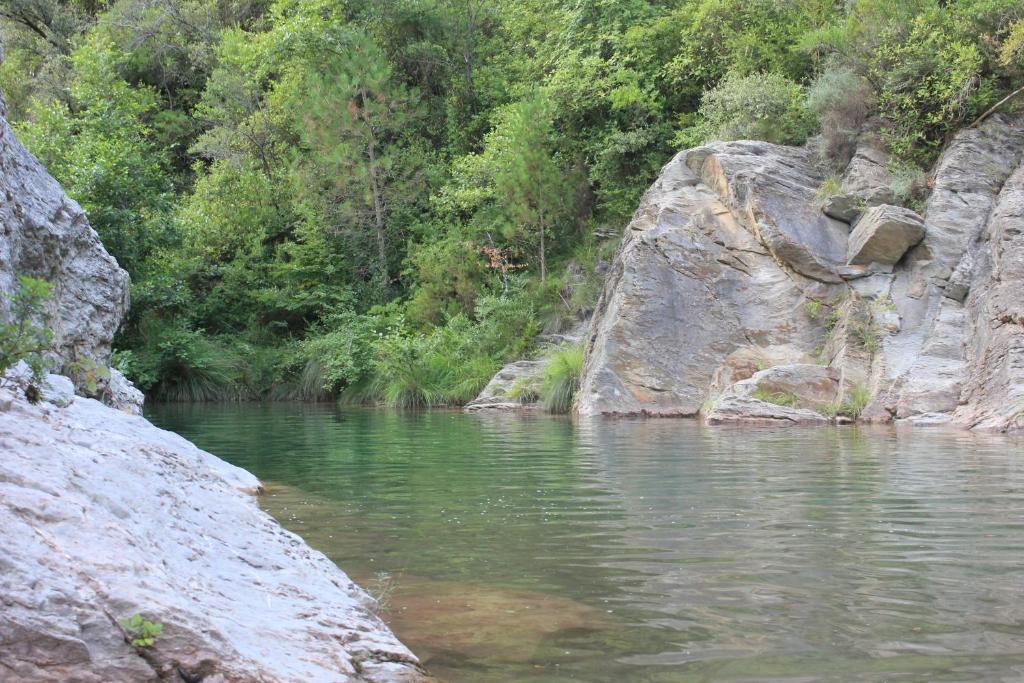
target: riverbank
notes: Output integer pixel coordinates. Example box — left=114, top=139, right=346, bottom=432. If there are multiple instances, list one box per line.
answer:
left=0, top=378, right=427, bottom=682
left=148, top=401, right=1024, bottom=682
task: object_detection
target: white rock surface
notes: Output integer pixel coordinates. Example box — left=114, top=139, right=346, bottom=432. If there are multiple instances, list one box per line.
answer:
left=105, top=367, right=144, bottom=415
left=0, top=384, right=426, bottom=682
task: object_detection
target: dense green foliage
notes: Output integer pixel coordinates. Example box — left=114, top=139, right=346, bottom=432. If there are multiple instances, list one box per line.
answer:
left=2, top=0, right=1022, bottom=404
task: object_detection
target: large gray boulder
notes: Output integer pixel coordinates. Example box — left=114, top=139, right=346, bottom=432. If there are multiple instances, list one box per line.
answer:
left=0, top=383, right=426, bottom=682
left=0, top=95, right=129, bottom=367
left=846, top=204, right=925, bottom=268
left=577, top=141, right=842, bottom=417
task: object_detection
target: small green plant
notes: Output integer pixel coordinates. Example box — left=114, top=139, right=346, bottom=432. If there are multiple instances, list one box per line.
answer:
left=65, top=348, right=112, bottom=397
left=0, top=275, right=54, bottom=395
left=540, top=343, right=584, bottom=414
left=120, top=614, right=163, bottom=648
left=824, top=308, right=842, bottom=334
left=803, top=299, right=823, bottom=319
left=751, top=387, right=800, bottom=408
left=840, top=385, right=871, bottom=420
left=888, top=162, right=929, bottom=210
left=851, top=321, right=880, bottom=354
left=874, top=296, right=896, bottom=313
left=814, top=177, right=842, bottom=207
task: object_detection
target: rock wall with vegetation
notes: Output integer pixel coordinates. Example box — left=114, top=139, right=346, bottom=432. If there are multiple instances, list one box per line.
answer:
left=2, top=0, right=1021, bottom=407
left=0, top=92, right=128, bottom=368
left=578, top=115, right=1024, bottom=431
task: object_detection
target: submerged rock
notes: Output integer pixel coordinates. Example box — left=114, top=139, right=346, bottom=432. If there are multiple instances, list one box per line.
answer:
left=0, top=383, right=427, bottom=682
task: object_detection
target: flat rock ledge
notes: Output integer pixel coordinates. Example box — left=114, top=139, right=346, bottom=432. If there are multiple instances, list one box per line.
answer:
left=0, top=382, right=427, bottom=682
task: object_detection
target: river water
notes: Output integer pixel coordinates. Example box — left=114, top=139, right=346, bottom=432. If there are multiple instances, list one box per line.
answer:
left=148, top=403, right=1024, bottom=682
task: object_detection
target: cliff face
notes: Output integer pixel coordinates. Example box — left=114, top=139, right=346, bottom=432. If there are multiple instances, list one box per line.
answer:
left=0, top=94, right=129, bottom=367
left=579, top=116, right=1024, bottom=431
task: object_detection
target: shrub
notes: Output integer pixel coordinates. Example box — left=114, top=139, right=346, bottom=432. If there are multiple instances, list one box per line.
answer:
left=293, top=311, right=379, bottom=399
left=540, top=344, right=585, bottom=414
left=350, top=314, right=500, bottom=408
left=123, top=316, right=242, bottom=401
left=120, top=614, right=163, bottom=648
left=698, top=72, right=817, bottom=145
left=807, top=65, right=872, bottom=165
left=888, top=162, right=929, bottom=210
left=0, top=276, right=54, bottom=394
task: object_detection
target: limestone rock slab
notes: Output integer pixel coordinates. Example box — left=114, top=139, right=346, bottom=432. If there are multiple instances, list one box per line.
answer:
left=847, top=204, right=925, bottom=267
left=0, top=388, right=427, bottom=682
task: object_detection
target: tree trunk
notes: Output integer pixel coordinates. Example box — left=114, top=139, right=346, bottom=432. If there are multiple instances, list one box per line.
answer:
left=366, top=137, right=388, bottom=286
left=360, top=87, right=389, bottom=287
left=539, top=219, right=546, bottom=284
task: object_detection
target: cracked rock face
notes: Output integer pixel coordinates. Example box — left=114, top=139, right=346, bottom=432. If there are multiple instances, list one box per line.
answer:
left=0, top=96, right=128, bottom=366
left=580, top=117, right=1024, bottom=432
left=0, top=385, right=427, bottom=682
left=577, top=141, right=842, bottom=417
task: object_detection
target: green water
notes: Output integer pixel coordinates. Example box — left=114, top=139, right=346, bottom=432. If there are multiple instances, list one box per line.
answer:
left=148, top=403, right=1024, bottom=682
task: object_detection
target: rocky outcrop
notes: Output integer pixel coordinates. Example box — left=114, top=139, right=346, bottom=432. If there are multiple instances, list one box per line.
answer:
left=846, top=204, right=925, bottom=268
left=578, top=141, right=842, bottom=417
left=466, top=320, right=587, bottom=412
left=822, top=137, right=894, bottom=223
left=579, top=115, right=1024, bottom=431
left=0, top=95, right=129, bottom=368
left=0, top=380, right=426, bottom=682
left=465, top=360, right=544, bottom=411
left=706, top=364, right=837, bottom=425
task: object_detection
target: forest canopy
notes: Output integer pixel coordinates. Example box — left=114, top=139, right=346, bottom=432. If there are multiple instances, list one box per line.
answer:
left=2, top=0, right=1022, bottom=404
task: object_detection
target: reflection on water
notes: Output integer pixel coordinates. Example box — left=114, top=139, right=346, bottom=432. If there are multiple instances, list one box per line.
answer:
left=148, top=403, right=1024, bottom=682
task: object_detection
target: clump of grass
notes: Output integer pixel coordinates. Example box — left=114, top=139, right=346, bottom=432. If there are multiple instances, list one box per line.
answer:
left=814, top=176, right=842, bottom=207
left=803, top=299, right=823, bottom=319
left=751, top=387, right=800, bottom=408
left=841, top=385, right=871, bottom=419
left=889, top=162, right=929, bottom=211
left=540, top=344, right=585, bottom=414
left=850, top=321, right=880, bottom=353
left=508, top=377, right=540, bottom=404
left=824, top=384, right=872, bottom=420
